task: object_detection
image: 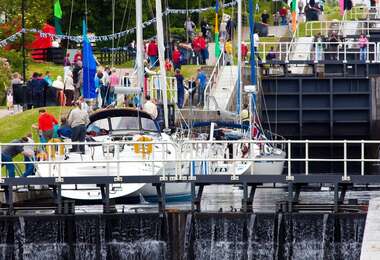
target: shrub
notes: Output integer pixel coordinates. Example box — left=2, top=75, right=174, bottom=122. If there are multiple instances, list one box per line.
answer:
left=0, top=49, right=26, bottom=75
left=0, top=58, right=11, bottom=105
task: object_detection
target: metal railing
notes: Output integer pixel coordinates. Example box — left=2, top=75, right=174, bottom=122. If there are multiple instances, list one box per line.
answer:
left=303, top=20, right=380, bottom=37
left=203, top=51, right=225, bottom=110
left=1, top=139, right=380, bottom=182
left=258, top=41, right=378, bottom=63
left=349, top=6, right=380, bottom=20
left=148, top=75, right=177, bottom=104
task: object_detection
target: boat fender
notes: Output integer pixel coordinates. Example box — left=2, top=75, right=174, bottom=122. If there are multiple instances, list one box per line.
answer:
left=46, top=138, right=65, bottom=160
left=133, top=135, right=153, bottom=157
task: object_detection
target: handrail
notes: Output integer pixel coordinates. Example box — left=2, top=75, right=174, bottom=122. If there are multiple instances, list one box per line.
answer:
left=258, top=41, right=378, bottom=63
left=350, top=5, right=380, bottom=20
left=203, top=51, right=225, bottom=110
left=2, top=139, right=380, bottom=180
left=304, top=20, right=380, bottom=37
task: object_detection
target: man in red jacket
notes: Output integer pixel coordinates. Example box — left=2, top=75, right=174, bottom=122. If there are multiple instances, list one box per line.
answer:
left=172, top=46, right=181, bottom=70
left=147, top=39, right=159, bottom=67
left=192, top=32, right=207, bottom=64
left=36, top=109, right=58, bottom=141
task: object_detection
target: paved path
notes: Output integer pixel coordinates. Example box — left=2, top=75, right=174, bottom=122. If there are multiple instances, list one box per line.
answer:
left=0, top=109, right=12, bottom=119
left=209, top=65, right=238, bottom=111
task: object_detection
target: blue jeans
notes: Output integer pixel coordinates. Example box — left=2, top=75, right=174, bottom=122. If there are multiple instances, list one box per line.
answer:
left=1, top=154, right=15, bottom=178
left=198, top=87, right=205, bottom=106
left=23, top=156, right=35, bottom=177
left=360, top=47, right=367, bottom=61
left=149, top=56, right=158, bottom=67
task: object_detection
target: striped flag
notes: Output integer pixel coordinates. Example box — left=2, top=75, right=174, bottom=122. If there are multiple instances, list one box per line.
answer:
left=215, top=0, right=221, bottom=58
left=291, top=0, right=297, bottom=32
left=54, top=0, right=63, bottom=35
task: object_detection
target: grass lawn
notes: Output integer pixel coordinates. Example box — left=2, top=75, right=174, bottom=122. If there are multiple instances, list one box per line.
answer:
left=0, top=106, right=71, bottom=143
left=27, top=62, right=64, bottom=79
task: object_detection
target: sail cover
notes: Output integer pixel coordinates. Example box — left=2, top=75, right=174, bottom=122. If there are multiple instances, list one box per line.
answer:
left=82, top=19, right=97, bottom=99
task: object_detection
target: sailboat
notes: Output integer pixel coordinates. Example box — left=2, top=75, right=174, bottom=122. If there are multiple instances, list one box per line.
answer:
left=35, top=0, right=191, bottom=201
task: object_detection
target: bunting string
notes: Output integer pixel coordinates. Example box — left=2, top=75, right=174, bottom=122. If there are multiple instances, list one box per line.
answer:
left=0, top=0, right=237, bottom=47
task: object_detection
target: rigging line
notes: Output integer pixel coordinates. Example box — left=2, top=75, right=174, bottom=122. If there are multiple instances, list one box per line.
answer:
left=117, top=0, right=129, bottom=48
left=65, top=0, right=74, bottom=52
left=111, top=0, right=115, bottom=68
left=84, top=0, right=88, bottom=25
left=123, top=0, right=133, bottom=48
left=61, top=0, right=75, bottom=119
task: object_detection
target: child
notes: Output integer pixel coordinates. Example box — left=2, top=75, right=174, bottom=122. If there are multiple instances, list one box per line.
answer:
left=6, top=90, right=13, bottom=111
left=165, top=58, right=172, bottom=72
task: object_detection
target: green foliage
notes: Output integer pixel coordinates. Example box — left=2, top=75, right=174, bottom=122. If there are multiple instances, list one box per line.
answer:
left=0, top=58, right=11, bottom=105
left=0, top=0, right=52, bottom=30
left=0, top=49, right=26, bottom=75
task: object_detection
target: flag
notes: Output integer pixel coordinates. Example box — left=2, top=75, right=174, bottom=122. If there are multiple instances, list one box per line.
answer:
left=339, top=0, right=344, bottom=15
left=214, top=0, right=221, bottom=58
left=291, top=0, right=297, bottom=32
left=82, top=19, right=97, bottom=99
left=54, top=0, right=63, bottom=35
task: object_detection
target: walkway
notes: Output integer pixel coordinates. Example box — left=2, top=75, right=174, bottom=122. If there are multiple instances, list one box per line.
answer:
left=288, top=37, right=314, bottom=74
left=208, top=65, right=238, bottom=111
left=360, top=197, right=380, bottom=260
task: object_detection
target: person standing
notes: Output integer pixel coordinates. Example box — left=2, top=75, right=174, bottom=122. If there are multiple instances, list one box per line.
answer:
left=261, top=10, right=270, bottom=24
left=279, top=6, right=288, bottom=25
left=175, top=69, right=185, bottom=108
left=147, top=39, right=159, bottom=67
left=196, top=68, right=207, bottom=107
left=36, top=109, right=58, bottom=141
left=359, top=34, right=368, bottom=62
left=172, top=46, right=181, bottom=70
left=241, top=42, right=248, bottom=63
left=192, top=33, right=204, bottom=64
left=143, top=95, right=158, bottom=120
left=68, top=102, right=89, bottom=153
left=226, top=18, right=236, bottom=41
left=64, top=71, right=75, bottom=106
left=200, top=18, right=209, bottom=38
left=52, top=76, right=65, bottom=106
left=184, top=17, right=196, bottom=41
left=254, top=33, right=261, bottom=61
left=220, top=19, right=227, bottom=41
left=1, top=137, right=29, bottom=177
left=109, top=68, right=120, bottom=104
left=44, top=71, right=53, bottom=87
left=241, top=104, right=250, bottom=129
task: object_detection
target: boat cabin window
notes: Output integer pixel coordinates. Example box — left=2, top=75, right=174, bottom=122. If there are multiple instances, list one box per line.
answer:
left=87, top=118, right=110, bottom=136
left=110, top=116, right=139, bottom=131
left=141, top=117, right=158, bottom=132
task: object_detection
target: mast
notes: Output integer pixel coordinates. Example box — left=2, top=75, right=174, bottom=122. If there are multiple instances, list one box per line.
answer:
left=237, top=0, right=242, bottom=115
left=135, top=0, right=144, bottom=98
left=248, top=0, right=257, bottom=139
left=155, top=0, right=169, bottom=130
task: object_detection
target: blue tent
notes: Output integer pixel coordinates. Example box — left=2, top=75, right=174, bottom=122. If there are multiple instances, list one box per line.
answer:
left=82, top=19, right=97, bottom=99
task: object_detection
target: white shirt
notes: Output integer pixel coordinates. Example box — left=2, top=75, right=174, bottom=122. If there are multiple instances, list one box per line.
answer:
left=23, top=137, right=35, bottom=157
left=254, top=33, right=259, bottom=48
left=143, top=101, right=158, bottom=119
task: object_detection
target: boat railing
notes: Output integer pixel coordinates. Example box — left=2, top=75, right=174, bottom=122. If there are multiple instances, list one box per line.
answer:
left=1, top=139, right=380, bottom=181
left=203, top=51, right=225, bottom=110
left=304, top=20, right=380, bottom=37
left=258, top=41, right=378, bottom=63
